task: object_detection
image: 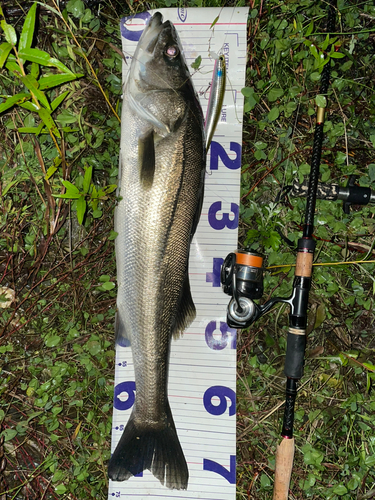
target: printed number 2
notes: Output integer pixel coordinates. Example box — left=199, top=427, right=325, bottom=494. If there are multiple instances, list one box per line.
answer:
left=208, top=201, right=239, bottom=230
left=210, top=142, right=241, bottom=170
left=203, top=455, right=236, bottom=484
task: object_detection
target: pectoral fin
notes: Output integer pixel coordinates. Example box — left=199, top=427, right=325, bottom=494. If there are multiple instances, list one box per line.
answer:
left=138, top=131, right=155, bottom=189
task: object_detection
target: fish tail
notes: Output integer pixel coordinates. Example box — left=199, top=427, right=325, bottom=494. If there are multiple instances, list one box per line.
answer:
left=108, top=403, right=188, bottom=490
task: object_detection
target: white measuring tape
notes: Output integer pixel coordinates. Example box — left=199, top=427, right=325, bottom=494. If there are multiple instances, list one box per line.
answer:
left=109, top=7, right=249, bottom=499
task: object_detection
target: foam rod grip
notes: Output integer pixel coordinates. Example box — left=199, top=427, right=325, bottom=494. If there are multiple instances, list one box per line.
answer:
left=273, top=437, right=295, bottom=500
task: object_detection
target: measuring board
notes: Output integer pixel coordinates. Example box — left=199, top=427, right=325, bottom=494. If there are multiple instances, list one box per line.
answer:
left=109, top=7, right=249, bottom=500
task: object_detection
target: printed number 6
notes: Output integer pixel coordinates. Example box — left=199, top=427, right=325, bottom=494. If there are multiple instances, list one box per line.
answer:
left=113, top=381, right=136, bottom=411
left=203, top=386, right=235, bottom=416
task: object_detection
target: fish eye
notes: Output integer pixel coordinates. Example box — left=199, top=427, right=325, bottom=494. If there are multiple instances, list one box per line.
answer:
left=165, top=45, right=179, bottom=58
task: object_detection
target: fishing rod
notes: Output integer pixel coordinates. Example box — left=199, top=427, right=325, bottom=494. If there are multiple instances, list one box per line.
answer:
left=221, top=1, right=337, bottom=498
left=279, top=175, right=375, bottom=214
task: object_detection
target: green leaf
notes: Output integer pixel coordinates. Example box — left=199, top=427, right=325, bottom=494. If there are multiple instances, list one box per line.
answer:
left=18, top=48, right=73, bottom=73
left=1, top=428, right=17, bottom=442
left=0, top=93, right=30, bottom=114
left=18, top=47, right=50, bottom=65
left=321, top=34, right=330, bottom=51
left=241, top=87, right=254, bottom=98
left=55, top=109, right=78, bottom=125
left=55, top=484, right=67, bottom=495
left=210, top=15, right=219, bottom=29
left=368, top=164, right=375, bottom=183
left=101, top=281, right=115, bottom=291
left=108, top=231, right=118, bottom=241
left=92, top=129, right=104, bottom=148
left=18, top=125, right=43, bottom=134
left=5, top=60, right=22, bottom=76
left=61, top=180, right=81, bottom=198
left=309, top=44, right=319, bottom=60
left=0, top=42, right=13, bottom=68
left=30, top=62, right=39, bottom=79
left=329, top=51, right=345, bottom=59
left=315, top=94, right=327, bottom=108
left=314, top=303, right=326, bottom=329
left=82, top=166, right=92, bottom=194
left=20, top=74, right=52, bottom=110
left=363, top=362, right=375, bottom=372
left=51, top=91, right=70, bottom=111
left=18, top=101, right=39, bottom=111
left=267, top=106, right=280, bottom=122
left=346, top=477, right=359, bottom=491
left=76, top=195, right=86, bottom=225
left=332, top=484, right=347, bottom=495
left=37, top=108, right=61, bottom=138
left=310, top=72, right=321, bottom=82
left=45, top=335, right=61, bottom=347
left=0, top=20, right=17, bottom=46
left=39, top=73, right=83, bottom=91
left=67, top=0, right=85, bottom=18
left=48, top=57, right=73, bottom=74
left=268, top=87, right=284, bottom=102
left=45, top=166, right=58, bottom=180
left=2, top=180, right=19, bottom=196
left=305, top=20, right=314, bottom=37
left=103, top=184, right=117, bottom=195
left=191, top=55, right=202, bottom=70
left=19, top=3, right=37, bottom=54
left=92, top=209, right=102, bottom=218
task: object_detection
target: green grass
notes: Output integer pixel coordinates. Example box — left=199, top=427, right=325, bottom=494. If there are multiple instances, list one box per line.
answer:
left=1, top=0, right=375, bottom=499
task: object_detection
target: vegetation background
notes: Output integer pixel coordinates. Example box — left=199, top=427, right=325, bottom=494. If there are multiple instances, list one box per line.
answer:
left=0, top=0, right=374, bottom=498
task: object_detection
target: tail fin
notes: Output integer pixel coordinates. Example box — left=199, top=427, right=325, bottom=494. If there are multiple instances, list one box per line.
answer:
left=108, top=404, right=188, bottom=490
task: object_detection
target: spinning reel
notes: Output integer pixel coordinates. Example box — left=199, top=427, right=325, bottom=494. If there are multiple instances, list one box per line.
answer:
left=221, top=240, right=314, bottom=333
left=221, top=250, right=264, bottom=328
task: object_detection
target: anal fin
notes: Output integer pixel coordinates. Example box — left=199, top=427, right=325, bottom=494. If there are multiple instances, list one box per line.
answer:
left=115, top=311, right=131, bottom=347
left=172, top=274, right=196, bottom=339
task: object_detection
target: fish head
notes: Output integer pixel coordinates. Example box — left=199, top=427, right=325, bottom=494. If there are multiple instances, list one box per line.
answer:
left=130, top=12, right=190, bottom=93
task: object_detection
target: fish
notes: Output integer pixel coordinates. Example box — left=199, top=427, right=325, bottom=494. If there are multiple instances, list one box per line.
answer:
left=205, top=54, right=226, bottom=150
left=108, top=12, right=206, bottom=490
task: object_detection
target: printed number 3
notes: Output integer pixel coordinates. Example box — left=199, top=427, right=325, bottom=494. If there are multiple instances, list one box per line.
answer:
left=208, top=201, right=239, bottom=230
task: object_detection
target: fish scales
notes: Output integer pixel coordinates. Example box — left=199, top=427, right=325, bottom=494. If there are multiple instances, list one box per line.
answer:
left=108, top=12, right=206, bottom=490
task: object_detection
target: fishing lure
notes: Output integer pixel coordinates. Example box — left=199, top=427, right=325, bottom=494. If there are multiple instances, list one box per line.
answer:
left=205, top=55, right=226, bottom=151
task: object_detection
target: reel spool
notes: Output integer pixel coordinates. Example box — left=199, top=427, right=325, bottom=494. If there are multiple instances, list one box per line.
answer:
left=221, top=250, right=264, bottom=327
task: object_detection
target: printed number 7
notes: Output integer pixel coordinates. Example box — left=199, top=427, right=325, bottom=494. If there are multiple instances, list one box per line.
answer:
left=203, top=455, right=236, bottom=484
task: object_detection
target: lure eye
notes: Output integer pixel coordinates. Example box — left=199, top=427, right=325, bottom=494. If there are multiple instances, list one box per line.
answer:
left=165, top=45, right=179, bottom=58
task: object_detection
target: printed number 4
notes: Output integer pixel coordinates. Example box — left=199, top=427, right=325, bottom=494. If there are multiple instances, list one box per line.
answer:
left=203, top=455, right=236, bottom=484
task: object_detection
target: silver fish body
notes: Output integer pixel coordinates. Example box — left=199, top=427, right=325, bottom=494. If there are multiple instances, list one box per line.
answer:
left=108, top=13, right=206, bottom=490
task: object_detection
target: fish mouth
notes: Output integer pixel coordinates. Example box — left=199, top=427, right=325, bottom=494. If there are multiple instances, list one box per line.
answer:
left=141, top=12, right=170, bottom=55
